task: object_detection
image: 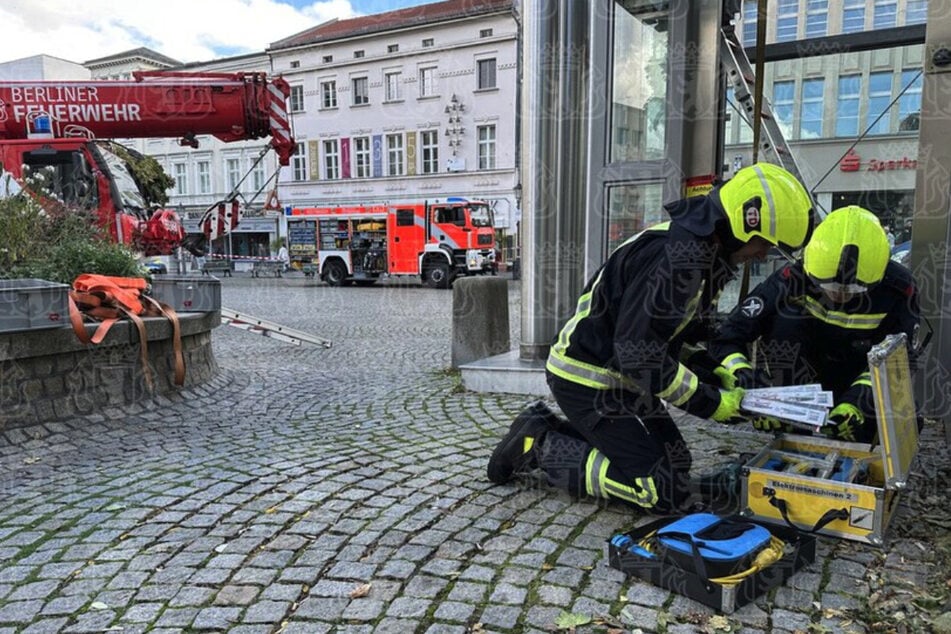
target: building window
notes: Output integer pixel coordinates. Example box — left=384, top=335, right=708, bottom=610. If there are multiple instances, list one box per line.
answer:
left=422, top=38, right=434, bottom=48
left=775, top=0, right=798, bottom=42
left=352, top=77, right=369, bottom=106
left=906, top=0, right=927, bottom=24
left=251, top=160, right=265, bottom=193
left=197, top=160, right=211, bottom=194
left=805, top=0, right=827, bottom=37
left=322, top=55, right=333, bottom=63
left=477, top=124, right=496, bottom=170
left=388, top=44, right=399, bottom=53
left=353, top=137, right=371, bottom=178
left=354, top=50, right=365, bottom=59
left=480, top=28, right=493, bottom=38
left=836, top=74, right=861, bottom=137
left=173, top=162, right=187, bottom=196
left=323, top=139, right=340, bottom=180
left=867, top=72, right=893, bottom=135
left=226, top=158, right=241, bottom=191
left=321, top=80, right=337, bottom=109
left=725, top=87, right=754, bottom=144
left=385, top=71, right=402, bottom=102
left=800, top=78, right=824, bottom=139
left=772, top=80, right=795, bottom=137
left=898, top=70, right=923, bottom=131
left=419, top=67, right=437, bottom=98
left=420, top=130, right=439, bottom=174
left=386, top=134, right=405, bottom=176
left=842, top=0, right=865, bottom=32
left=290, top=60, right=300, bottom=69
left=289, top=85, right=304, bottom=112
left=292, top=142, right=307, bottom=181
left=742, top=1, right=758, bottom=45
left=872, top=0, right=897, bottom=29
left=477, top=59, right=497, bottom=90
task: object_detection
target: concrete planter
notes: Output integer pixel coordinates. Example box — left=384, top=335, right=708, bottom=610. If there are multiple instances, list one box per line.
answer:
left=0, top=312, right=221, bottom=430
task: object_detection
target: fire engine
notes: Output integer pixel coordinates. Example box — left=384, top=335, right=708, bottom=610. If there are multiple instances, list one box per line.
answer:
left=0, top=71, right=295, bottom=255
left=286, top=198, right=497, bottom=288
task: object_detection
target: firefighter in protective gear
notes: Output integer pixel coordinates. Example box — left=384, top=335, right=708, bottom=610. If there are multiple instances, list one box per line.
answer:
left=486, top=163, right=814, bottom=512
left=709, top=206, right=920, bottom=443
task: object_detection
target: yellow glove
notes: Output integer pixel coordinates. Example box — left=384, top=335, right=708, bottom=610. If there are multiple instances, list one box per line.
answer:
left=821, top=403, right=864, bottom=442
left=713, top=366, right=737, bottom=389
left=711, top=387, right=746, bottom=424
left=750, top=415, right=785, bottom=432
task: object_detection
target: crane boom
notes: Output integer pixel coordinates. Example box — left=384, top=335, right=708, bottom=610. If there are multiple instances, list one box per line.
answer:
left=0, top=71, right=295, bottom=165
left=0, top=70, right=296, bottom=256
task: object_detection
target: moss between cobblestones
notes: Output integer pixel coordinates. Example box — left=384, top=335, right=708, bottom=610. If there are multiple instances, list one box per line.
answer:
left=434, top=367, right=465, bottom=394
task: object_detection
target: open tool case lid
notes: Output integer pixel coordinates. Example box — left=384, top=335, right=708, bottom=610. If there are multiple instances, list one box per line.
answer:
left=868, top=333, right=919, bottom=489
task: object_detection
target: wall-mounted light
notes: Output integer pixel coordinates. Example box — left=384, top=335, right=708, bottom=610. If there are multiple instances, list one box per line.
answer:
left=445, top=94, right=465, bottom=156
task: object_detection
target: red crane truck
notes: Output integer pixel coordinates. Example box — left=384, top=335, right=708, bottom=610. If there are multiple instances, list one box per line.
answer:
left=286, top=198, right=497, bottom=288
left=0, top=71, right=295, bottom=255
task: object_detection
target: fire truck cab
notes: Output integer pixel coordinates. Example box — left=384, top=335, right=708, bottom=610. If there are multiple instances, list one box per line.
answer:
left=287, top=197, right=496, bottom=288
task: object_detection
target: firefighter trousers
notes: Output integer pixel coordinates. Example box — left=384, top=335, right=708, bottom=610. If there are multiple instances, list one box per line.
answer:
left=541, top=372, right=692, bottom=512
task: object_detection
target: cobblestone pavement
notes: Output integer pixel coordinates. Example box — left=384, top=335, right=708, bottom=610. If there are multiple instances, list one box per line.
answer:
left=0, top=275, right=946, bottom=633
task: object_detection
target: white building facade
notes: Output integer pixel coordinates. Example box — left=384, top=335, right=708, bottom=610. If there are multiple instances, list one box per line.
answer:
left=724, top=0, right=926, bottom=245
left=267, top=0, right=520, bottom=247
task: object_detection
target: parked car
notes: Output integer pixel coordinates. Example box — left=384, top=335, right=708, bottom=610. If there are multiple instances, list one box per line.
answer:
left=891, top=240, right=911, bottom=266
left=143, top=257, right=169, bottom=275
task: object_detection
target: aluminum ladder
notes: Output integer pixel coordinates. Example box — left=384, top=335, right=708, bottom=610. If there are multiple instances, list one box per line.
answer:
left=220, top=307, right=332, bottom=348
left=719, top=24, right=822, bottom=218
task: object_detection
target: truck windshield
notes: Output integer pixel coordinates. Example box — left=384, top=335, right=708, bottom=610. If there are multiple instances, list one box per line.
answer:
left=21, top=150, right=97, bottom=210
left=95, top=144, right=147, bottom=215
left=468, top=204, right=494, bottom=227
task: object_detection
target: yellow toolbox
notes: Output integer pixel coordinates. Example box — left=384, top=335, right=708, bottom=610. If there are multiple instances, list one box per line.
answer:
left=739, top=334, right=919, bottom=546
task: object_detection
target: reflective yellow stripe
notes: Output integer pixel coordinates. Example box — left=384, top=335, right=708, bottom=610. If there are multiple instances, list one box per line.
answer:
left=672, top=281, right=706, bottom=339
left=722, top=352, right=752, bottom=373
left=752, top=164, right=778, bottom=239
left=585, top=449, right=658, bottom=508
left=546, top=348, right=637, bottom=391
left=801, top=297, right=886, bottom=330
left=586, top=450, right=608, bottom=498
left=852, top=371, right=872, bottom=387
left=549, top=225, right=668, bottom=392
left=656, top=363, right=699, bottom=407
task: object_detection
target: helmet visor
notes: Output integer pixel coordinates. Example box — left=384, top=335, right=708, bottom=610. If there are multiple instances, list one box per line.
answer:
left=817, top=280, right=868, bottom=302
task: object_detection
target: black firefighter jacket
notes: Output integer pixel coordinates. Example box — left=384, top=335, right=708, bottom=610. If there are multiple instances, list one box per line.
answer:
left=709, top=260, right=920, bottom=414
left=546, top=195, right=738, bottom=419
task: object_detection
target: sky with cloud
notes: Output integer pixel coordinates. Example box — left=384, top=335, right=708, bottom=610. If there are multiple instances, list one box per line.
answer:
left=0, top=0, right=432, bottom=66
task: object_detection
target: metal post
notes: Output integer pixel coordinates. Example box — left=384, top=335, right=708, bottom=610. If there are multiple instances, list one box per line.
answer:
left=519, top=0, right=590, bottom=361
left=910, top=0, right=951, bottom=425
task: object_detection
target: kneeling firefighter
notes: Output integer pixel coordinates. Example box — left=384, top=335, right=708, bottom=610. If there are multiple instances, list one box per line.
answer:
left=486, top=163, right=814, bottom=512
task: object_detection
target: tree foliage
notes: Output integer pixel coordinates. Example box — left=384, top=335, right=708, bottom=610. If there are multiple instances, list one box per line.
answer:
left=103, top=141, right=174, bottom=207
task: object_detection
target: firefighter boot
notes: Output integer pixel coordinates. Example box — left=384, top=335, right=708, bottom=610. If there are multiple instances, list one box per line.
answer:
left=534, top=430, right=591, bottom=499
left=486, top=404, right=558, bottom=484
left=689, top=453, right=754, bottom=513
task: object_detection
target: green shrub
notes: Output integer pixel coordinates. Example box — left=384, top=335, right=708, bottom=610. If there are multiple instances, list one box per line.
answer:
left=0, top=194, right=144, bottom=284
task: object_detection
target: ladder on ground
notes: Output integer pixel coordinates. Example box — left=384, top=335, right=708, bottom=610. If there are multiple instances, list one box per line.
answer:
left=719, top=24, right=823, bottom=219
left=220, top=307, right=333, bottom=348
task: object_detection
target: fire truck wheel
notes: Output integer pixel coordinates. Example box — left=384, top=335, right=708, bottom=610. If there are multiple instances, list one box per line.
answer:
left=323, top=260, right=349, bottom=287
left=425, top=261, right=452, bottom=289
